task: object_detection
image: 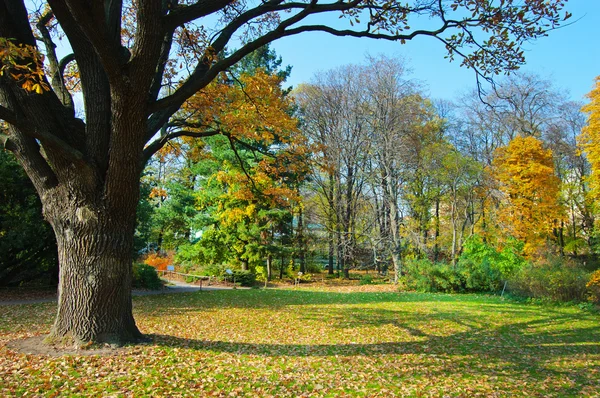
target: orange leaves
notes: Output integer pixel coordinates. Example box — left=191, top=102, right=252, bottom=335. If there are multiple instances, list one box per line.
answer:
left=0, top=38, right=49, bottom=94
left=149, top=187, right=168, bottom=200
left=143, top=252, right=172, bottom=271
left=183, top=70, right=298, bottom=143
left=182, top=66, right=308, bottom=221
left=493, top=136, right=562, bottom=256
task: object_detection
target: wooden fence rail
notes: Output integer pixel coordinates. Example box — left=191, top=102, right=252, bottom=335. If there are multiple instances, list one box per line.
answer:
left=158, top=270, right=213, bottom=289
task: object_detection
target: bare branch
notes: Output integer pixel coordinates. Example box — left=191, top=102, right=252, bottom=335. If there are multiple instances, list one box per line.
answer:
left=143, top=128, right=221, bottom=164
left=52, top=0, right=124, bottom=82
left=36, top=10, right=75, bottom=111
left=164, top=0, right=236, bottom=30
left=226, top=133, right=258, bottom=192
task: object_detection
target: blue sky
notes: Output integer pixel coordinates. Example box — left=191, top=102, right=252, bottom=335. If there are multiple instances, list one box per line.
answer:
left=271, top=1, right=599, bottom=103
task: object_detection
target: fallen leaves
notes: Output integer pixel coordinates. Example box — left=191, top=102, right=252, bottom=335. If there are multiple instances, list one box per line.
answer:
left=1, top=289, right=599, bottom=397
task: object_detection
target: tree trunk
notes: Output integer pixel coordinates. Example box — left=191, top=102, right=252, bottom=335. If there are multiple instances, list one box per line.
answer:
left=297, top=205, right=306, bottom=273
left=44, top=195, right=143, bottom=346
left=266, top=254, right=272, bottom=281
left=328, top=230, right=335, bottom=275
left=434, top=198, right=440, bottom=262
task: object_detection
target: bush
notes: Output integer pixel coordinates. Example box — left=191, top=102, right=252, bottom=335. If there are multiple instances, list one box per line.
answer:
left=133, top=263, right=163, bottom=290
left=586, top=269, right=600, bottom=304
left=304, top=261, right=324, bottom=274
left=143, top=252, right=172, bottom=271
left=222, top=269, right=256, bottom=287
left=359, top=275, right=374, bottom=285
left=296, top=272, right=313, bottom=283
left=458, top=257, right=502, bottom=292
left=456, top=235, right=529, bottom=293
left=403, top=259, right=464, bottom=293
left=509, top=257, right=590, bottom=302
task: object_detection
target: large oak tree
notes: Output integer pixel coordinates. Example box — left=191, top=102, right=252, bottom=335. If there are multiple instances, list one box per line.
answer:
left=0, top=0, right=569, bottom=345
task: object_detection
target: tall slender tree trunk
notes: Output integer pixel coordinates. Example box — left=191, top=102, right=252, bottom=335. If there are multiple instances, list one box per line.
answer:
left=327, top=174, right=335, bottom=275
left=297, top=205, right=306, bottom=273
left=434, top=198, right=440, bottom=262
left=266, top=254, right=272, bottom=281
left=328, top=230, right=335, bottom=275
left=384, top=173, right=402, bottom=283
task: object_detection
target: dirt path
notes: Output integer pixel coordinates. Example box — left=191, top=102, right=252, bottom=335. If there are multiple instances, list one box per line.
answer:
left=0, top=280, right=237, bottom=306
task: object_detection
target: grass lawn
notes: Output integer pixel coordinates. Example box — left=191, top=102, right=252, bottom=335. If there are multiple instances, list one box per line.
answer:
left=1, top=287, right=599, bottom=397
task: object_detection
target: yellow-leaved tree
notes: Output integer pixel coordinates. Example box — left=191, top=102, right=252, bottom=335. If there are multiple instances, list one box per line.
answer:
left=493, top=136, right=563, bottom=256
left=579, top=77, right=600, bottom=204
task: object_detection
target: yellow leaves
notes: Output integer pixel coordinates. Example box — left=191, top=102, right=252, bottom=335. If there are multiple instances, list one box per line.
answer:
left=182, top=69, right=299, bottom=144
left=181, top=66, right=308, bottom=228
left=156, top=141, right=183, bottom=162
left=579, top=76, right=600, bottom=203
left=493, top=136, right=563, bottom=256
left=149, top=187, right=167, bottom=200
left=0, top=38, right=49, bottom=94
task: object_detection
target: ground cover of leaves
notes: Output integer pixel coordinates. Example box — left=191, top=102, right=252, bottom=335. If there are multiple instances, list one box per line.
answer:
left=1, top=287, right=599, bottom=397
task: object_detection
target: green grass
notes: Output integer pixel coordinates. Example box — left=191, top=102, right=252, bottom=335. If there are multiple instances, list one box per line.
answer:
left=1, top=288, right=599, bottom=397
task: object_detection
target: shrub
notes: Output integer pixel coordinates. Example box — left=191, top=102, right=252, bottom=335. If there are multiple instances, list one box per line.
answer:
left=403, top=259, right=463, bottom=293
left=222, top=269, right=256, bottom=287
left=297, top=272, right=313, bottom=283
left=143, top=252, right=172, bottom=271
left=133, top=263, right=163, bottom=290
left=359, top=275, right=374, bottom=285
left=458, top=257, right=501, bottom=292
left=304, top=261, right=324, bottom=274
left=457, top=235, right=529, bottom=292
left=509, top=257, right=590, bottom=302
left=586, top=269, right=600, bottom=304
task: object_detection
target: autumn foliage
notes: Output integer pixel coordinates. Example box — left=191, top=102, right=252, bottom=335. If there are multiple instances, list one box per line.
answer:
left=143, top=252, right=172, bottom=272
left=0, top=38, right=48, bottom=94
left=182, top=69, right=308, bottom=220
left=587, top=269, right=600, bottom=304
left=493, top=136, right=562, bottom=256
left=580, top=76, right=600, bottom=203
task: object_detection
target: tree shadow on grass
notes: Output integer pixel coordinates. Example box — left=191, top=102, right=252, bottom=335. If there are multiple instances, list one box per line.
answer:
left=138, top=288, right=600, bottom=395
left=147, top=313, right=600, bottom=396
left=135, top=287, right=555, bottom=314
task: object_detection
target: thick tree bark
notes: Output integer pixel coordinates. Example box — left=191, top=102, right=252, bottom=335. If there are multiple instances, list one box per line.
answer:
left=49, top=212, right=142, bottom=345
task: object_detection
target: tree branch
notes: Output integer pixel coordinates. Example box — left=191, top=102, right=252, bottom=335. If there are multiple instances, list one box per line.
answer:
left=226, top=134, right=258, bottom=192
left=143, top=128, right=221, bottom=164
left=148, top=0, right=339, bottom=122
left=0, top=132, right=16, bottom=151
left=58, top=53, right=76, bottom=78
left=164, top=0, right=235, bottom=30
left=36, top=10, right=75, bottom=111
left=0, top=105, right=24, bottom=131
left=0, top=104, right=85, bottom=161
left=54, top=0, right=124, bottom=83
